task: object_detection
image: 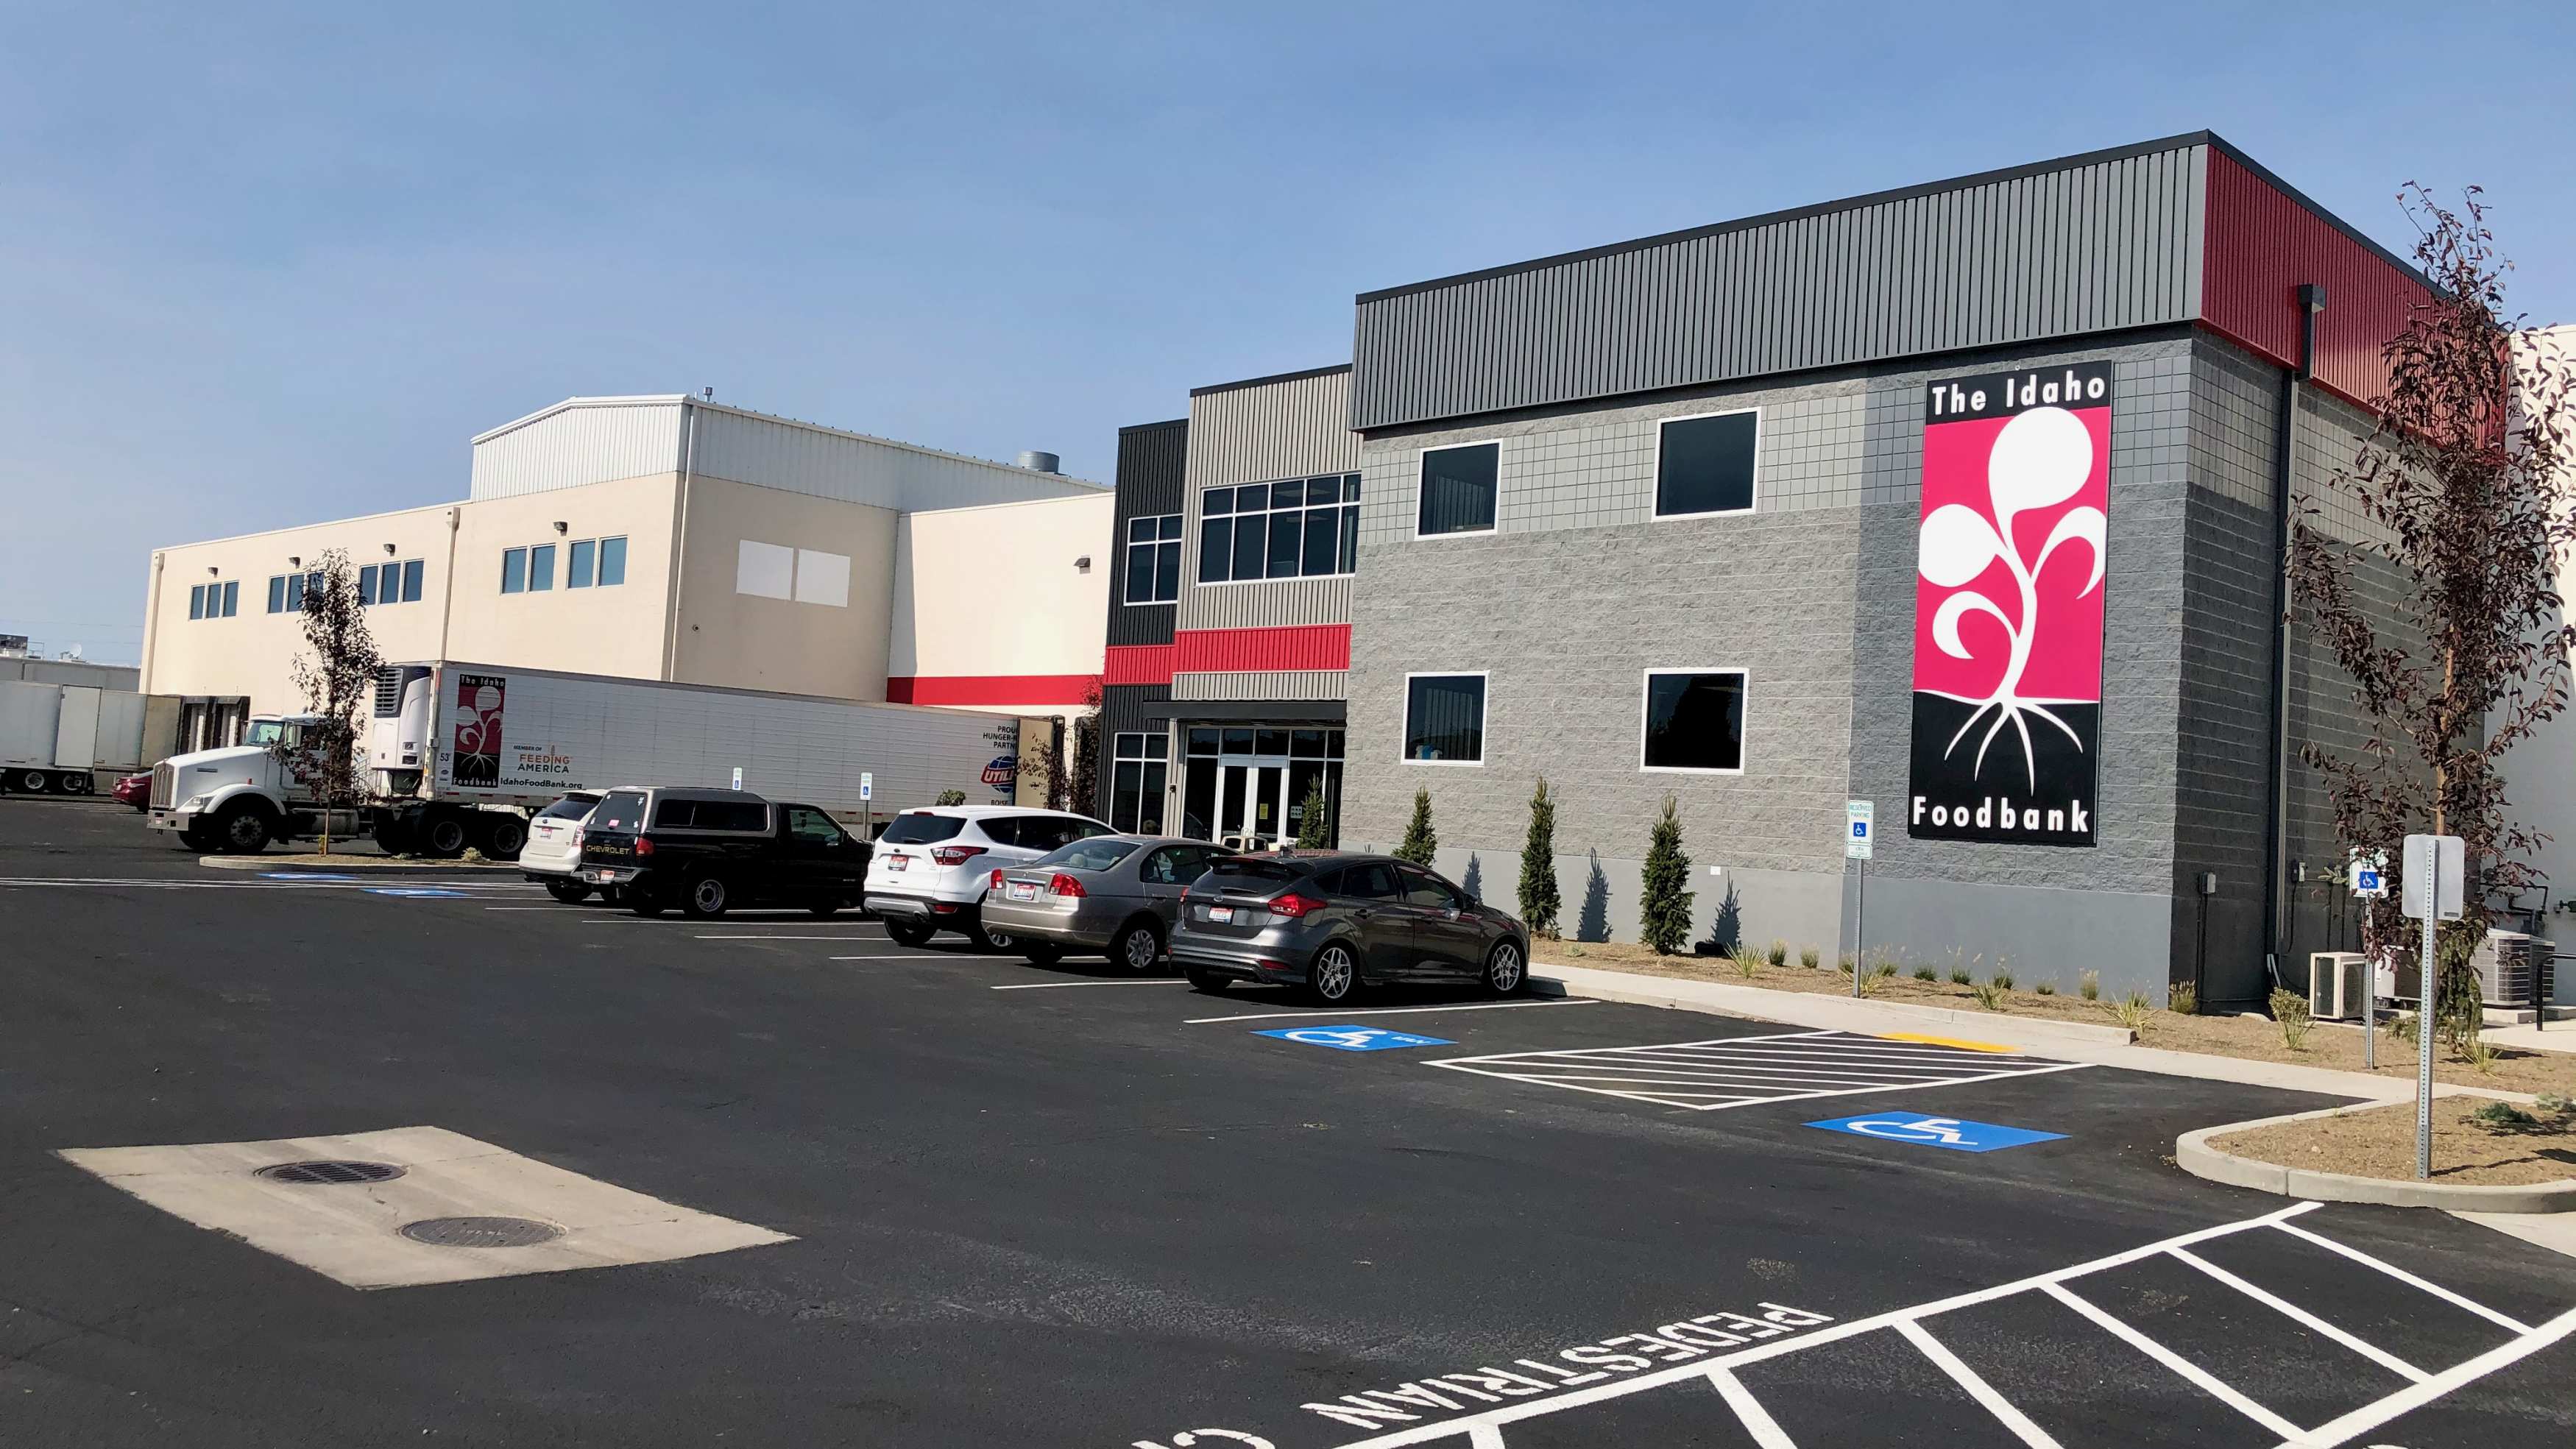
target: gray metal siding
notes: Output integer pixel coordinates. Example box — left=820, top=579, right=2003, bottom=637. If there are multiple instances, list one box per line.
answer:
left=690, top=408, right=1104, bottom=513
left=1176, top=368, right=1361, bottom=637
left=470, top=400, right=685, bottom=499
left=1108, top=419, right=1189, bottom=649
left=1352, top=143, right=2207, bottom=431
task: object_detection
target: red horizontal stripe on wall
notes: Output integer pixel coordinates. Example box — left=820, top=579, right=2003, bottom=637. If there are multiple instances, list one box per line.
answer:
left=1172, top=623, right=1351, bottom=674
left=886, top=674, right=1101, bottom=707
left=1103, top=644, right=1176, bottom=687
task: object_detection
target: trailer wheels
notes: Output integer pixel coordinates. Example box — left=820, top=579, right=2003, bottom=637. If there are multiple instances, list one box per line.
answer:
left=420, top=815, right=470, bottom=859
left=477, top=815, right=528, bottom=861
left=214, top=801, right=272, bottom=854
left=14, top=769, right=49, bottom=793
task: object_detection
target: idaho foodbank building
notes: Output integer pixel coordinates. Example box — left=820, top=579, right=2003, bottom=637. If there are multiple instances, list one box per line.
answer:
left=1295, top=132, right=2429, bottom=1009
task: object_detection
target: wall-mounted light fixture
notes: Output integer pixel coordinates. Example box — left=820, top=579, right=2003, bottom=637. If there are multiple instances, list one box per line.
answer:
left=1074, top=555, right=1091, bottom=573
left=288, top=556, right=300, bottom=567
left=553, top=520, right=569, bottom=534
left=383, top=543, right=397, bottom=556
left=206, top=566, right=219, bottom=576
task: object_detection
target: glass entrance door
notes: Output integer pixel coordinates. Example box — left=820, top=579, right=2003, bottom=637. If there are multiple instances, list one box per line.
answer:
left=1182, top=726, right=1348, bottom=850
left=1218, top=762, right=1286, bottom=849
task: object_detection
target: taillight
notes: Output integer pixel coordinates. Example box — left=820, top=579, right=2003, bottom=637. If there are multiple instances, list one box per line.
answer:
left=990, top=868, right=1006, bottom=890
left=570, top=826, right=584, bottom=847
left=1268, top=891, right=1325, bottom=918
left=931, top=845, right=986, bottom=867
left=1048, top=874, right=1086, bottom=899
left=634, top=836, right=655, bottom=857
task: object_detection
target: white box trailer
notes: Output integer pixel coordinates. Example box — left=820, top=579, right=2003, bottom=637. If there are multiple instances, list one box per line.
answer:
left=0, top=681, right=181, bottom=793
left=364, top=661, right=1047, bottom=857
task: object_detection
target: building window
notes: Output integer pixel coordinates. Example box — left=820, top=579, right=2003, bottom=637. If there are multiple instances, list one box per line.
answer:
left=188, top=584, right=205, bottom=620
left=1109, top=731, right=1169, bottom=833
left=401, top=559, right=424, bottom=601
left=528, top=543, right=556, bottom=591
left=501, top=548, right=527, bottom=594
left=1641, top=669, right=1747, bottom=773
left=598, top=536, right=626, bottom=587
left=267, top=576, right=285, bottom=614
left=1417, top=442, right=1498, bottom=536
left=1124, top=515, right=1182, bottom=603
left=1197, top=475, right=1360, bottom=584
left=567, top=539, right=595, bottom=588
left=284, top=573, right=309, bottom=612
left=1655, top=411, right=1759, bottom=518
left=1403, top=673, right=1487, bottom=764
left=220, top=581, right=238, bottom=617
left=353, top=562, right=417, bottom=605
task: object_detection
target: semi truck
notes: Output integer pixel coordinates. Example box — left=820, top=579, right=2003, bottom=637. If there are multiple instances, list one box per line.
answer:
left=148, top=661, right=1047, bottom=856
left=0, top=681, right=181, bottom=795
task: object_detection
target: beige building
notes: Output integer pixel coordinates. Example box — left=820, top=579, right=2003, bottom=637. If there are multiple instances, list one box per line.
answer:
left=143, top=396, right=1114, bottom=747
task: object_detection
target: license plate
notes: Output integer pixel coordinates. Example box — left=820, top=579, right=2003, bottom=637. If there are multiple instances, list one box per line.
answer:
left=886, top=855, right=909, bottom=871
left=590, top=869, right=615, bottom=883
left=1008, top=882, right=1037, bottom=901
left=1206, top=905, right=1233, bottom=923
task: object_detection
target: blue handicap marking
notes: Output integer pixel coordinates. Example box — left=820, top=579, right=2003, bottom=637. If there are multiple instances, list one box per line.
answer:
left=265, top=872, right=358, bottom=882
left=1805, top=1113, right=2065, bottom=1153
left=1253, top=1024, right=1456, bottom=1053
left=364, top=886, right=470, bottom=899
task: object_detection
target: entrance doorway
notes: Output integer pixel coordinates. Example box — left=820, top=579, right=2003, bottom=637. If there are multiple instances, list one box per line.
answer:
left=1180, top=726, right=1343, bottom=851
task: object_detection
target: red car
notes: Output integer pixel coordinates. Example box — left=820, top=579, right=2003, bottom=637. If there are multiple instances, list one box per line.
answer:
left=112, top=771, right=152, bottom=811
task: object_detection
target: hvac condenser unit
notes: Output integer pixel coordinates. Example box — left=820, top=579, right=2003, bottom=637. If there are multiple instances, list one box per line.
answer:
left=2309, top=953, right=2370, bottom=1021
left=2471, top=931, right=2543, bottom=1007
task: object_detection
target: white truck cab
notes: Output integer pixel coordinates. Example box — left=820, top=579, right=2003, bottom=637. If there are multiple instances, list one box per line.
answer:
left=145, top=714, right=343, bottom=854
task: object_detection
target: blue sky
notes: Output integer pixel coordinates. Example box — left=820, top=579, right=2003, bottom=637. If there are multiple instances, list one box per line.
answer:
left=4, top=1, right=2569, bottom=663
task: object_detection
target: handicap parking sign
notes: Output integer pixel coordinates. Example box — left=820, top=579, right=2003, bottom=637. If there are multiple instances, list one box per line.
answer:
left=1254, top=1025, right=1455, bottom=1052
left=1805, top=1113, right=2064, bottom=1153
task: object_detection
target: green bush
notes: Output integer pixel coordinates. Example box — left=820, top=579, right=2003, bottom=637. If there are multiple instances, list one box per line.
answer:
left=2035, top=980, right=2056, bottom=996
left=1968, top=982, right=2006, bottom=1010
left=1730, top=946, right=1761, bottom=979
left=1395, top=787, right=1437, bottom=867
left=2269, top=988, right=2313, bottom=1051
left=1638, top=797, right=1694, bottom=955
left=1948, top=966, right=1972, bottom=986
left=2168, top=981, right=2198, bottom=1016
left=1799, top=945, right=1820, bottom=970
left=2079, top=970, right=2101, bottom=1002
left=933, top=788, right=967, bottom=807
left=1989, top=966, right=2014, bottom=991
left=2113, top=992, right=2152, bottom=1032
left=1766, top=939, right=1789, bottom=968
left=1517, top=778, right=1560, bottom=938
left=1913, top=966, right=1938, bottom=982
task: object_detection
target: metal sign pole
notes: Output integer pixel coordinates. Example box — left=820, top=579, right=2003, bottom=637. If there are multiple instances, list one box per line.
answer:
left=1853, top=857, right=1866, bottom=1000
left=2416, top=851, right=2438, bottom=1181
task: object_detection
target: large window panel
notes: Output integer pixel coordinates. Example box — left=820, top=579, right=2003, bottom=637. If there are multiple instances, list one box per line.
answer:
left=1125, top=515, right=1181, bottom=604
left=500, top=548, right=526, bottom=595
left=1229, top=510, right=1267, bottom=581
left=1417, top=443, right=1498, bottom=536
left=1655, top=411, right=1760, bottom=517
left=1198, top=474, right=1361, bottom=583
left=1641, top=670, right=1747, bottom=773
left=1403, top=674, right=1487, bottom=765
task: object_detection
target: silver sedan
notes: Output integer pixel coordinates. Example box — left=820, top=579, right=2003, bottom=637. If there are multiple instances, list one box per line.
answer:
left=981, top=836, right=1236, bottom=971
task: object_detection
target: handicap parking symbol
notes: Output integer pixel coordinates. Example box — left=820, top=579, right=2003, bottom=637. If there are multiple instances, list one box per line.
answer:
left=1805, top=1113, right=2064, bottom=1153
left=1253, top=1025, right=1455, bottom=1053
left=364, top=887, right=470, bottom=899
left=263, top=871, right=358, bottom=882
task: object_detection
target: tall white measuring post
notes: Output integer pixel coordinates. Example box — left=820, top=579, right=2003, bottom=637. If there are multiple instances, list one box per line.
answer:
left=2401, top=832, right=2463, bottom=1180
left=1846, top=801, right=1874, bottom=999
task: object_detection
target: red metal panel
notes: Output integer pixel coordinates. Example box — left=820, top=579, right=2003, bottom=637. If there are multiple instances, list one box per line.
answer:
left=2200, top=152, right=2431, bottom=409
left=1102, top=645, right=1176, bottom=687
left=885, top=674, right=1101, bottom=707
left=1171, top=624, right=1352, bottom=674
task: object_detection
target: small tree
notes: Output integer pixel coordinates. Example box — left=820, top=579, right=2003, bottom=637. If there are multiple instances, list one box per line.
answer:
left=2293, top=185, right=2576, bottom=1046
left=934, top=788, right=967, bottom=807
left=1638, top=796, right=1694, bottom=954
left=1295, top=780, right=1331, bottom=849
left=277, top=550, right=382, bottom=856
left=1395, top=786, right=1437, bottom=865
left=1066, top=681, right=1103, bottom=818
left=1518, top=776, right=1562, bottom=938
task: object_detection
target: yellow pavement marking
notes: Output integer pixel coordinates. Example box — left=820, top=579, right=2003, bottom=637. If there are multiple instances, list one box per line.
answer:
left=1878, top=1032, right=2020, bottom=1055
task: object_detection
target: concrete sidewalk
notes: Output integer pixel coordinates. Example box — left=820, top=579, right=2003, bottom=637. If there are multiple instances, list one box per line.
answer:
left=1535, top=959, right=2526, bottom=1105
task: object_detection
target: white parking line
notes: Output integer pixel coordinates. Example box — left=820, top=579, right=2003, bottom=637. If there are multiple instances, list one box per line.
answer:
left=1183, top=999, right=1602, bottom=1025
left=2040, top=1281, right=2307, bottom=1442
left=1423, top=1030, right=2086, bottom=1112
left=2270, top=1219, right=2536, bottom=1334
left=694, top=934, right=902, bottom=941
left=1706, top=1367, right=1797, bottom=1449
left=2168, top=1247, right=2428, bottom=1382
left=991, top=979, right=1188, bottom=990
left=1894, top=1319, right=2065, bottom=1448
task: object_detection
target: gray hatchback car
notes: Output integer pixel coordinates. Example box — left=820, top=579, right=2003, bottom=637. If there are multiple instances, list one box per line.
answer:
left=1167, top=851, right=1532, bottom=1005
left=980, top=836, right=1236, bottom=971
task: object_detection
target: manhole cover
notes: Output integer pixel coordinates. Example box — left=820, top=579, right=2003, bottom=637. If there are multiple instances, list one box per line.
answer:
left=255, top=1160, right=407, bottom=1186
left=398, top=1216, right=564, bottom=1249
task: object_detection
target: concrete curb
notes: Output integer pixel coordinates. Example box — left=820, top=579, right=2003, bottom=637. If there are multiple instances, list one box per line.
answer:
left=197, top=854, right=515, bottom=872
left=1532, top=961, right=2135, bottom=1054
left=2176, top=1104, right=2576, bottom=1214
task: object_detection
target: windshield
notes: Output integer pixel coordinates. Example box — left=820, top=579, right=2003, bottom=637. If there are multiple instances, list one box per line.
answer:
left=1206, top=857, right=1302, bottom=889
left=880, top=813, right=968, bottom=845
left=590, top=790, right=648, bottom=832
left=1031, top=839, right=1139, bottom=873
left=244, top=720, right=299, bottom=748
left=536, top=794, right=599, bottom=821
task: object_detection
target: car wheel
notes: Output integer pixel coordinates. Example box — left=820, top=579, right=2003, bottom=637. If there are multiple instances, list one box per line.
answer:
left=1183, top=968, right=1229, bottom=994
left=216, top=801, right=272, bottom=854
left=1113, top=919, right=1163, bottom=974
left=421, top=815, right=469, bottom=859
left=544, top=878, right=592, bottom=904
left=628, top=889, right=665, bottom=918
left=968, top=910, right=1014, bottom=953
left=1482, top=940, right=1528, bottom=997
left=1308, top=942, right=1360, bottom=1006
left=682, top=875, right=732, bottom=920
left=1023, top=943, right=1064, bottom=966
left=884, top=917, right=935, bottom=948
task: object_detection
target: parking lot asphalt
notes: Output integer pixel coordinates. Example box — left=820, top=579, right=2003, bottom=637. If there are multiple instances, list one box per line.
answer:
left=4, top=796, right=2572, bottom=1447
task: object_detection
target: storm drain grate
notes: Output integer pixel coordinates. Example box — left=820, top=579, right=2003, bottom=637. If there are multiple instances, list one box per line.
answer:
left=399, top=1216, right=564, bottom=1249
left=255, top=1160, right=407, bottom=1186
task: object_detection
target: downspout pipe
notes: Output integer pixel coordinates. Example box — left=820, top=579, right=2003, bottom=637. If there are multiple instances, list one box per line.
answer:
left=662, top=400, right=700, bottom=682
left=2262, top=282, right=2328, bottom=995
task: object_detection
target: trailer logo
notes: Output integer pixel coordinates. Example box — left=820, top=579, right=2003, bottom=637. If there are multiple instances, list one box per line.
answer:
left=980, top=755, right=1019, bottom=787
left=1908, top=366, right=2110, bottom=846
left=452, top=674, right=506, bottom=789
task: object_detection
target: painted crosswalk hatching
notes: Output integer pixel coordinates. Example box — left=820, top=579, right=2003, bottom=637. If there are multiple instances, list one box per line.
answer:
left=1301, top=1202, right=2576, bottom=1449
left=1423, top=1029, right=2089, bottom=1112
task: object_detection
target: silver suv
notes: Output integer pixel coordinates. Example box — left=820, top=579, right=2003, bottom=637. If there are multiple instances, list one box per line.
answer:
left=863, top=806, right=1112, bottom=950
left=1168, top=851, right=1532, bottom=1005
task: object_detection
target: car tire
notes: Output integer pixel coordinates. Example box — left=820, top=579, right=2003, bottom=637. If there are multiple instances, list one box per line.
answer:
left=1183, top=968, right=1228, bottom=994
left=966, top=909, right=1014, bottom=953
left=1022, top=943, right=1064, bottom=966
left=421, top=815, right=470, bottom=860
left=1482, top=940, right=1529, bottom=997
left=884, top=918, right=935, bottom=948
left=544, top=878, right=592, bottom=904
left=64, top=773, right=94, bottom=796
left=478, top=815, right=528, bottom=861
left=1112, top=919, right=1163, bottom=974
left=629, top=889, right=665, bottom=918
left=215, top=801, right=272, bottom=854
left=1307, top=942, right=1361, bottom=1006
left=681, top=874, right=732, bottom=920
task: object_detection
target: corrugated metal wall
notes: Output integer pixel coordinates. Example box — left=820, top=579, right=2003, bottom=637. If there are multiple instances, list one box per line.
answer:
left=1108, top=419, right=1188, bottom=649
left=470, top=400, right=684, bottom=499
left=1178, top=369, right=1361, bottom=634
left=2199, top=150, right=2429, bottom=411
left=1351, top=142, right=2209, bottom=431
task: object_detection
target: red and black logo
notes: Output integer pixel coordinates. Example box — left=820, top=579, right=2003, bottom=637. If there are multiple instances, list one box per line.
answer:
left=1906, top=366, right=2111, bottom=846
left=452, top=674, right=506, bottom=789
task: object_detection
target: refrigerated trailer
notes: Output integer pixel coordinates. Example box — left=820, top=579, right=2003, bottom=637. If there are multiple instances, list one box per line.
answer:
left=0, top=681, right=181, bottom=794
left=149, top=661, right=1047, bottom=856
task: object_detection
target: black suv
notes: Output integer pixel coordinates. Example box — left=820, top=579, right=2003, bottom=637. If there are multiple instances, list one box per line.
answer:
left=576, top=786, right=870, bottom=919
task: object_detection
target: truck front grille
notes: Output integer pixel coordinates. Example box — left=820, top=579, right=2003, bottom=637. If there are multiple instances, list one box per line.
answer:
left=150, top=762, right=176, bottom=809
